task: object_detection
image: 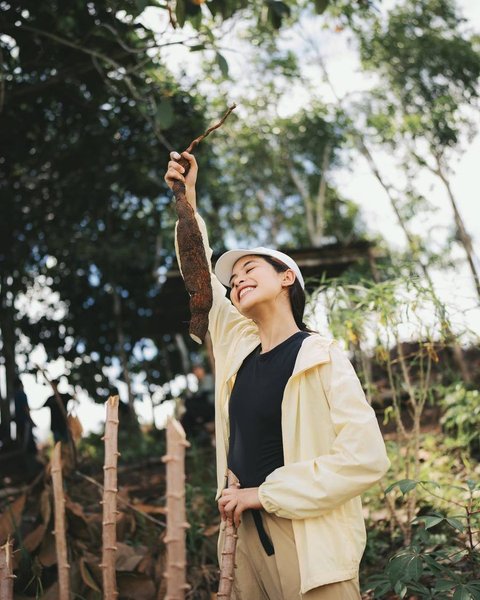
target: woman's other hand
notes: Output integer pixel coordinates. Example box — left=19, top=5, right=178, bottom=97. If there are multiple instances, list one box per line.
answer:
left=218, top=486, right=262, bottom=528
left=164, top=150, right=198, bottom=211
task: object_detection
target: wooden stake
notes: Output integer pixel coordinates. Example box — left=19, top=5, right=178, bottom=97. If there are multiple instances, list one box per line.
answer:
left=162, top=417, right=190, bottom=600
left=217, top=471, right=240, bottom=600
left=101, top=395, right=120, bottom=599
left=0, top=538, right=15, bottom=600
left=51, top=442, right=70, bottom=600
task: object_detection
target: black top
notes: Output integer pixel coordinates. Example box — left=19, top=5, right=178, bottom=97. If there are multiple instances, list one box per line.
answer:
left=227, top=331, right=309, bottom=488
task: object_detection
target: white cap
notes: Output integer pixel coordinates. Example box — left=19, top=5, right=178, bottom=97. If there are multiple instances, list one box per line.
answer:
left=214, top=246, right=305, bottom=290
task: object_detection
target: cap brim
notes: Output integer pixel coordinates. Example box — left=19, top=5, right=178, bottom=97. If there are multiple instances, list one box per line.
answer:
left=214, top=249, right=256, bottom=287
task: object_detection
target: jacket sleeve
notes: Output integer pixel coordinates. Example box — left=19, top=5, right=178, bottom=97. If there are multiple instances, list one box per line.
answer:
left=258, top=342, right=390, bottom=519
left=174, top=212, right=254, bottom=356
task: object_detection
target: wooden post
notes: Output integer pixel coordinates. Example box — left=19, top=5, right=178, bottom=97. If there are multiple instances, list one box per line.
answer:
left=51, top=442, right=70, bottom=600
left=0, top=538, right=15, bottom=600
left=217, top=471, right=240, bottom=599
left=162, top=417, right=190, bottom=599
left=101, top=395, right=120, bottom=599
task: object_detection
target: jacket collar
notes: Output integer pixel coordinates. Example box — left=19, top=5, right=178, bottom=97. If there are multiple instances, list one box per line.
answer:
left=291, top=334, right=333, bottom=377
left=225, top=332, right=333, bottom=387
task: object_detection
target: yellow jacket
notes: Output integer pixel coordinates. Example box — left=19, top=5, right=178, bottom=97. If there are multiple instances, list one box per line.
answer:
left=175, top=213, right=390, bottom=593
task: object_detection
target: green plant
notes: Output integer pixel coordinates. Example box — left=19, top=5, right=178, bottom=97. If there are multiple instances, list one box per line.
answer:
left=368, top=478, right=480, bottom=599
left=440, top=384, right=480, bottom=457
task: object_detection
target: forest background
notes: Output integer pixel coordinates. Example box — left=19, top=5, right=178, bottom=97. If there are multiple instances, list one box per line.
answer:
left=1, top=0, right=480, bottom=598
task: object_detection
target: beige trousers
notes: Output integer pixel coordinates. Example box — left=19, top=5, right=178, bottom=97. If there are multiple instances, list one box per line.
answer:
left=218, top=510, right=361, bottom=600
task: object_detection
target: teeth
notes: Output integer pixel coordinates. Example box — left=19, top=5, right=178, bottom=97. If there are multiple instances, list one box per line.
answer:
left=239, top=287, right=254, bottom=299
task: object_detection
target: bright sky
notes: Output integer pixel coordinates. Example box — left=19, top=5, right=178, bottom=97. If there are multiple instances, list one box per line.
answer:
left=3, top=0, right=479, bottom=445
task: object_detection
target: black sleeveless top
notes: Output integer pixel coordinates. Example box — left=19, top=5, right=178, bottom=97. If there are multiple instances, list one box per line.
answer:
left=227, top=331, right=310, bottom=487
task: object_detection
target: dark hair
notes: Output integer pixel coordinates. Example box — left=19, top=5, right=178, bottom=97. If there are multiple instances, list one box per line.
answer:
left=256, top=255, right=315, bottom=333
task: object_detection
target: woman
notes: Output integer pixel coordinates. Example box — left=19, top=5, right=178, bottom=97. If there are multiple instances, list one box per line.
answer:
left=165, top=151, right=390, bottom=600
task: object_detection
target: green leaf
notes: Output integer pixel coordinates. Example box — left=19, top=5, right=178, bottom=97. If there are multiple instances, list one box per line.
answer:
left=406, top=555, right=423, bottom=581
left=394, top=581, right=408, bottom=598
left=465, top=583, right=480, bottom=600
left=215, top=52, right=229, bottom=78
left=385, top=479, right=418, bottom=495
left=176, top=0, right=186, bottom=27
left=266, top=0, right=291, bottom=29
left=156, top=99, right=175, bottom=129
left=453, top=585, right=474, bottom=600
left=446, top=517, right=465, bottom=532
left=314, top=0, right=329, bottom=14
left=435, top=579, right=456, bottom=592
left=413, top=515, right=444, bottom=530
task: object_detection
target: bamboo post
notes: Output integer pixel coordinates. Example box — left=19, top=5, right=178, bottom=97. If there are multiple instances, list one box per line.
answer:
left=162, top=417, right=190, bottom=600
left=101, top=395, right=120, bottom=599
left=217, top=472, right=240, bottom=599
left=51, top=442, right=70, bottom=600
left=0, top=538, right=15, bottom=600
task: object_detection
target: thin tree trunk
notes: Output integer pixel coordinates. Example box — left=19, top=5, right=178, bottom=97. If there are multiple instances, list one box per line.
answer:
left=51, top=442, right=70, bottom=600
left=162, top=417, right=190, bottom=600
left=111, top=288, right=135, bottom=414
left=101, top=395, right=120, bottom=599
left=174, top=333, right=190, bottom=376
left=0, top=296, right=15, bottom=443
left=286, top=159, right=318, bottom=245
left=314, top=143, right=331, bottom=241
left=433, top=154, right=480, bottom=301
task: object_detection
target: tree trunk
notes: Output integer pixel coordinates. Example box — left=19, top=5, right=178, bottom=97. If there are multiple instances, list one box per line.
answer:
left=0, top=293, right=16, bottom=443
left=314, top=142, right=331, bottom=242
left=111, top=287, right=135, bottom=414
left=433, top=154, right=480, bottom=302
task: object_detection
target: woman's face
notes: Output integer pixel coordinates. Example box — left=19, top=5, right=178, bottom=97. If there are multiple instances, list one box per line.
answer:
left=229, top=255, right=294, bottom=317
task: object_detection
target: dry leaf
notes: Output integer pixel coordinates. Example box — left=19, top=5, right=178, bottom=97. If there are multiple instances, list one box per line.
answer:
left=131, top=503, right=166, bottom=516
left=203, top=523, right=219, bottom=537
left=23, top=523, right=47, bottom=553
left=0, top=493, right=26, bottom=542
left=38, top=531, right=57, bottom=567
left=79, top=557, right=101, bottom=592
left=117, top=572, right=156, bottom=599
left=68, top=414, right=84, bottom=442
left=116, top=542, right=146, bottom=572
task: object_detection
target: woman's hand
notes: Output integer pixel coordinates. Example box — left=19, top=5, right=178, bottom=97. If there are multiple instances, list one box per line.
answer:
left=164, top=150, right=198, bottom=211
left=218, top=486, right=262, bottom=528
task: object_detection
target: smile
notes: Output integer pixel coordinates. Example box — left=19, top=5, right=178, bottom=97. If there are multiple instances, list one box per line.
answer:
left=239, top=287, right=255, bottom=300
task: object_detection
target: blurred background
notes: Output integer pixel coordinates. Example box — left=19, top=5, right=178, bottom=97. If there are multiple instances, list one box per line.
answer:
left=1, top=0, right=479, bottom=598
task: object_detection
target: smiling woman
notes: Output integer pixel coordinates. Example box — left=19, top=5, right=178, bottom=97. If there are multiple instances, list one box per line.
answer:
left=164, top=151, right=390, bottom=599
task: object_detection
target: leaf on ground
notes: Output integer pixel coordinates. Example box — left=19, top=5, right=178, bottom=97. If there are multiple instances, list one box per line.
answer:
left=116, top=542, right=147, bottom=572
left=38, top=531, right=57, bottom=567
left=117, top=572, right=156, bottom=599
left=79, top=557, right=101, bottom=592
left=22, top=523, right=48, bottom=553
left=0, top=493, right=27, bottom=543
